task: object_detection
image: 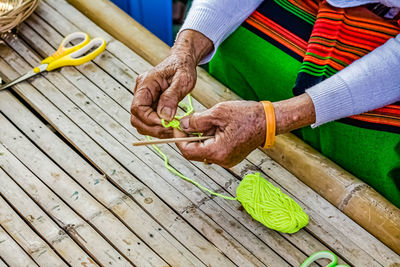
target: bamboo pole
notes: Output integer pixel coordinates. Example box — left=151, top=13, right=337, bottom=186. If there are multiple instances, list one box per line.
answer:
left=67, top=0, right=400, bottom=254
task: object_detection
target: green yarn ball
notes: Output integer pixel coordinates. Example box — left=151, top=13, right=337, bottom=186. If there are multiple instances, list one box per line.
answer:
left=236, top=172, right=309, bottom=234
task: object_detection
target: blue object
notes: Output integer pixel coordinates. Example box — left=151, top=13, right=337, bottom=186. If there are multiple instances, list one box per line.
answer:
left=111, top=0, right=173, bottom=46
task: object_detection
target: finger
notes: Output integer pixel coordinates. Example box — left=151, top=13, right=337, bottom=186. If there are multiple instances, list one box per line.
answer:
left=179, top=109, right=218, bottom=133
left=173, top=126, right=215, bottom=145
left=131, top=86, right=162, bottom=126
left=173, top=128, right=187, bottom=138
left=131, top=114, right=173, bottom=138
left=176, top=134, right=221, bottom=162
left=157, top=78, right=189, bottom=121
left=203, top=128, right=217, bottom=137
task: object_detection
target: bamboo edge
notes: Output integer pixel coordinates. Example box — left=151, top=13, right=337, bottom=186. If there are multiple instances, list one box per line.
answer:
left=66, top=0, right=400, bottom=254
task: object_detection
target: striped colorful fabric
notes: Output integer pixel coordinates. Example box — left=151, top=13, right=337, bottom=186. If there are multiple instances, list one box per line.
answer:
left=244, top=0, right=400, bottom=133
left=246, top=11, right=309, bottom=58
left=274, top=0, right=318, bottom=25
left=350, top=104, right=400, bottom=127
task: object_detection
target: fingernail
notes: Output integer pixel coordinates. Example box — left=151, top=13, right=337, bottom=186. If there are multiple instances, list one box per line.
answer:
left=160, top=107, right=172, bottom=120
left=180, top=117, right=189, bottom=130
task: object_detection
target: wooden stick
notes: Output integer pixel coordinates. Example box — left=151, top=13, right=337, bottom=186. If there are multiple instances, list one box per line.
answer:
left=133, top=136, right=213, bottom=146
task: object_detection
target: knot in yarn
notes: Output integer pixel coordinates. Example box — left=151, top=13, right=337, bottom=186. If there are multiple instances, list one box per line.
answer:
left=161, top=118, right=182, bottom=130
left=236, top=172, right=308, bottom=233
left=160, top=94, right=195, bottom=131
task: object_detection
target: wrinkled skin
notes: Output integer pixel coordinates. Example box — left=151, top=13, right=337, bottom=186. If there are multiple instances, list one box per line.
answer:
left=130, top=53, right=197, bottom=138
left=130, top=30, right=316, bottom=168
left=174, top=101, right=266, bottom=168
left=130, top=30, right=212, bottom=138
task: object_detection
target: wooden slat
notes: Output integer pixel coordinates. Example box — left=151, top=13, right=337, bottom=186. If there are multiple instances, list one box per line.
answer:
left=20, top=25, right=308, bottom=267
left=0, top=90, right=206, bottom=266
left=0, top=142, right=136, bottom=266
left=0, top=192, right=66, bottom=266
left=0, top=257, right=9, bottom=267
left=0, top=28, right=372, bottom=267
left=0, top=225, right=38, bottom=267
left=65, top=0, right=400, bottom=256
left=61, top=5, right=400, bottom=264
left=28, top=3, right=400, bottom=266
left=25, top=6, right=320, bottom=266
left=9, top=26, right=358, bottom=267
left=1, top=2, right=398, bottom=266
left=17, top=3, right=400, bottom=265
left=0, top=55, right=236, bottom=267
left=0, top=33, right=273, bottom=267
left=0, top=111, right=166, bottom=266
left=13, top=14, right=304, bottom=267
left=0, top=169, right=94, bottom=266
left=51, top=22, right=378, bottom=263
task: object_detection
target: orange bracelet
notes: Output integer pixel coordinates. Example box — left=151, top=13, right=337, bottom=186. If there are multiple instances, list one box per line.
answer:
left=260, top=101, right=276, bottom=149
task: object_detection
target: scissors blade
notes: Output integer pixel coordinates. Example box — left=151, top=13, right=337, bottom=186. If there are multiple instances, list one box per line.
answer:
left=0, top=64, right=47, bottom=91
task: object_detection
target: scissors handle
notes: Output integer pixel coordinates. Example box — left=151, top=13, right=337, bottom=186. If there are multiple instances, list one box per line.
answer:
left=41, top=32, right=90, bottom=64
left=46, top=38, right=107, bottom=71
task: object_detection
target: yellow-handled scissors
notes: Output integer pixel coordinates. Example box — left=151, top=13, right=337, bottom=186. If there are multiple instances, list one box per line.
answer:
left=0, top=32, right=106, bottom=91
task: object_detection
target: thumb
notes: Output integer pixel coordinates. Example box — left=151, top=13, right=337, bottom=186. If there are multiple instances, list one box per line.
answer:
left=157, top=78, right=189, bottom=121
left=180, top=109, right=217, bottom=133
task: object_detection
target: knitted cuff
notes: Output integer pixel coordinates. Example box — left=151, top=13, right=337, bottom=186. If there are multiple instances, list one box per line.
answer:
left=178, top=4, right=230, bottom=64
left=305, top=75, right=354, bottom=128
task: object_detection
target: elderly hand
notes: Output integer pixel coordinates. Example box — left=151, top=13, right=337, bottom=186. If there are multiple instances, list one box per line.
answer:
left=175, top=94, right=316, bottom=168
left=131, top=30, right=213, bottom=138
left=175, top=101, right=266, bottom=168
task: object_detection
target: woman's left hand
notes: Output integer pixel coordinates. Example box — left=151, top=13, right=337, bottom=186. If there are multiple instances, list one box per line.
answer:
left=175, top=100, right=266, bottom=168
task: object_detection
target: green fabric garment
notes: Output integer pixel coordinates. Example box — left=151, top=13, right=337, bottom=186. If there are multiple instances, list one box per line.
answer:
left=209, top=26, right=400, bottom=207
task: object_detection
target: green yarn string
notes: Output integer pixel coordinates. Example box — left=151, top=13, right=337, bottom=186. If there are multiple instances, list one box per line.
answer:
left=161, top=94, right=195, bottom=131
left=300, top=251, right=350, bottom=267
left=148, top=135, right=237, bottom=201
left=161, top=119, right=182, bottom=130
left=147, top=94, right=309, bottom=233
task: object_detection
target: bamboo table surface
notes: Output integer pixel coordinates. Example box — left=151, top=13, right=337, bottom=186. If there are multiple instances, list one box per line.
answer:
left=0, top=1, right=398, bottom=266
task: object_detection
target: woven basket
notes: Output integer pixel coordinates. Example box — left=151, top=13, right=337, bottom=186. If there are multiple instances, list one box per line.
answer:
left=0, top=0, right=40, bottom=33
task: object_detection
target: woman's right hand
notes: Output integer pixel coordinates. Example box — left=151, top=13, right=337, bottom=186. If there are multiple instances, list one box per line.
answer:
left=130, top=30, right=213, bottom=138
